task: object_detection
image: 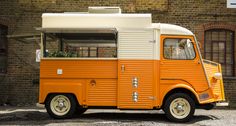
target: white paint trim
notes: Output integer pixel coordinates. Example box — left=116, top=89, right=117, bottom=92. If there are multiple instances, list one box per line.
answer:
left=42, top=13, right=151, bottom=29
left=118, top=29, right=155, bottom=60
left=227, top=0, right=236, bottom=8
left=154, top=29, right=160, bottom=60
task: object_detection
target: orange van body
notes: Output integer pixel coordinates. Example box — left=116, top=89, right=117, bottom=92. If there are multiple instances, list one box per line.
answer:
left=39, top=35, right=225, bottom=109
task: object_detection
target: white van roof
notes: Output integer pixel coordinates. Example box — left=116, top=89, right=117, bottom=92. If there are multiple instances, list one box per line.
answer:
left=152, top=23, right=193, bottom=35
left=42, top=13, right=152, bottom=29
left=42, top=13, right=193, bottom=36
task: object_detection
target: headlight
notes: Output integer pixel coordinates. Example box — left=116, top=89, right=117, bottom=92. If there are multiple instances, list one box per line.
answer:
left=213, top=72, right=222, bottom=80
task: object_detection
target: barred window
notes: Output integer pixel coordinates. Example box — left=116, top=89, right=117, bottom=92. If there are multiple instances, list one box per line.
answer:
left=204, top=29, right=234, bottom=76
left=0, top=24, right=8, bottom=74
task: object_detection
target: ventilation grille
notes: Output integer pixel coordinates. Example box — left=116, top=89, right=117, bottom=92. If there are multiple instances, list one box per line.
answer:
left=88, top=7, right=121, bottom=14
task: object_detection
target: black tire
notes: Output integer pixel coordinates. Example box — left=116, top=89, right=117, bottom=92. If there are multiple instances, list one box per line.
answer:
left=163, top=93, right=195, bottom=122
left=202, top=103, right=215, bottom=110
left=45, top=94, right=77, bottom=119
left=75, top=107, right=87, bottom=115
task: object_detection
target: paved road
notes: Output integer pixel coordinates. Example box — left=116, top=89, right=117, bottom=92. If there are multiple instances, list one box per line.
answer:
left=0, top=107, right=235, bottom=126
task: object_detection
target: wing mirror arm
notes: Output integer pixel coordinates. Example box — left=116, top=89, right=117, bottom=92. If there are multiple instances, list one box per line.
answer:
left=197, top=41, right=202, bottom=49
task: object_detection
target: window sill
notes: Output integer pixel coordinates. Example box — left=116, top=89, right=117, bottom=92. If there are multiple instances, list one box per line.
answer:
left=41, top=57, right=118, bottom=60
left=223, top=77, right=236, bottom=80
left=0, top=73, right=7, bottom=75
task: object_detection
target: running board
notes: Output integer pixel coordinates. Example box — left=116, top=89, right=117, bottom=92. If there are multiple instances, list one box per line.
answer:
left=36, top=103, right=45, bottom=108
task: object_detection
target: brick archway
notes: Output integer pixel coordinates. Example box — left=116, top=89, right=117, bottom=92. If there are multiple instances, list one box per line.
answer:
left=195, top=22, right=236, bottom=54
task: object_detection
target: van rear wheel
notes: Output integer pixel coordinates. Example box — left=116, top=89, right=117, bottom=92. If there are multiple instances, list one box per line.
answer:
left=163, top=93, right=195, bottom=122
left=45, top=94, right=77, bottom=119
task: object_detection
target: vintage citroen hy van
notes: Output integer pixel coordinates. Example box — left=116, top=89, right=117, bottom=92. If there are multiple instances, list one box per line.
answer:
left=38, top=7, right=227, bottom=122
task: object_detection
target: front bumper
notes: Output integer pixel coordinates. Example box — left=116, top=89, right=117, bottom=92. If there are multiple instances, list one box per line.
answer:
left=216, top=102, right=229, bottom=107
left=36, top=103, right=45, bottom=108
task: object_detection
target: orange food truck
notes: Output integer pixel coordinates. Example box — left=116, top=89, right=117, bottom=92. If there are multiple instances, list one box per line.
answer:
left=37, top=7, right=227, bottom=122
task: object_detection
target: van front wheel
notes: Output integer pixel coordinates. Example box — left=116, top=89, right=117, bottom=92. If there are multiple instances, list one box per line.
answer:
left=45, top=94, right=77, bottom=119
left=163, top=93, right=195, bottom=122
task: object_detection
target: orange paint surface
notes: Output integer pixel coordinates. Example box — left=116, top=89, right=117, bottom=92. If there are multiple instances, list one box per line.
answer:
left=159, top=35, right=225, bottom=105
left=40, top=59, right=117, bottom=79
left=117, top=60, right=157, bottom=109
left=203, top=60, right=225, bottom=101
left=39, top=59, right=118, bottom=106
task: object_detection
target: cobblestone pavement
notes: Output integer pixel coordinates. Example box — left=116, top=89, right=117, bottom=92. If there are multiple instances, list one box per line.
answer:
left=0, top=107, right=235, bottom=126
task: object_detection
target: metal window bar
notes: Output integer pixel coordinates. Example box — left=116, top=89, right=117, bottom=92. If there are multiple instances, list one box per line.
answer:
left=204, top=29, right=235, bottom=76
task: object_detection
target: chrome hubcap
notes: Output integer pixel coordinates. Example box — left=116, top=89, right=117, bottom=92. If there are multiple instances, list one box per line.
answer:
left=170, top=98, right=190, bottom=119
left=176, top=104, right=184, bottom=112
left=50, top=95, right=71, bottom=116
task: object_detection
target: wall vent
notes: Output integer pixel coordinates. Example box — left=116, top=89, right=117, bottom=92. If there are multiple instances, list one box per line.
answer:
left=88, top=7, right=121, bottom=14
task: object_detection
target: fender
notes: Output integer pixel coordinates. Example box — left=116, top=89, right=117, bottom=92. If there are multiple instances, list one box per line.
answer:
left=39, top=81, right=84, bottom=105
left=159, top=83, right=200, bottom=107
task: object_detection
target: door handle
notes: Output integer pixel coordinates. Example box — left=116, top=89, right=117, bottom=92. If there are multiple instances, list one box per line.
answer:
left=121, top=65, right=125, bottom=72
left=194, top=60, right=201, bottom=64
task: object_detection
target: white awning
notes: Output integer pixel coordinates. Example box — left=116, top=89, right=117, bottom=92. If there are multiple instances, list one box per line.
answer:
left=36, top=27, right=117, bottom=34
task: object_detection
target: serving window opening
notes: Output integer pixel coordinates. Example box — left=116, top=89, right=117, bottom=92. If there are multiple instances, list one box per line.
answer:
left=42, top=29, right=117, bottom=58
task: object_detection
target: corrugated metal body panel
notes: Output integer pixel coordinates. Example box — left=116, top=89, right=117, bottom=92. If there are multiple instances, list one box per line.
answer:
left=40, top=59, right=118, bottom=106
left=203, top=60, right=225, bottom=101
left=40, top=59, right=117, bottom=79
left=39, top=79, right=85, bottom=104
left=118, top=60, right=154, bottom=109
left=87, top=79, right=117, bottom=106
left=118, top=30, right=154, bottom=60
left=160, top=60, right=209, bottom=92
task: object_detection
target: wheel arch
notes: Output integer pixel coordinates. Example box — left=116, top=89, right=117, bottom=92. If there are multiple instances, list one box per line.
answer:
left=160, top=85, right=200, bottom=108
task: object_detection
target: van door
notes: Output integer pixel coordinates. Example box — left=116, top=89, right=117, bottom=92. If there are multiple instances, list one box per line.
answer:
left=117, top=29, right=155, bottom=109
left=160, top=36, right=209, bottom=93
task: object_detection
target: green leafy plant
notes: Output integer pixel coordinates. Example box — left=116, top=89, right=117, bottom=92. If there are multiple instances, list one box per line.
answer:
left=48, top=51, right=78, bottom=57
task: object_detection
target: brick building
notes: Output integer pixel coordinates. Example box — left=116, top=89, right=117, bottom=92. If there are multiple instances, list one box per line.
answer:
left=0, top=0, right=236, bottom=107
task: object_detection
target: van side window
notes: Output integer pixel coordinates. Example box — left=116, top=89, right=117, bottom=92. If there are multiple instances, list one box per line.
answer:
left=44, top=32, right=117, bottom=58
left=164, top=38, right=196, bottom=60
